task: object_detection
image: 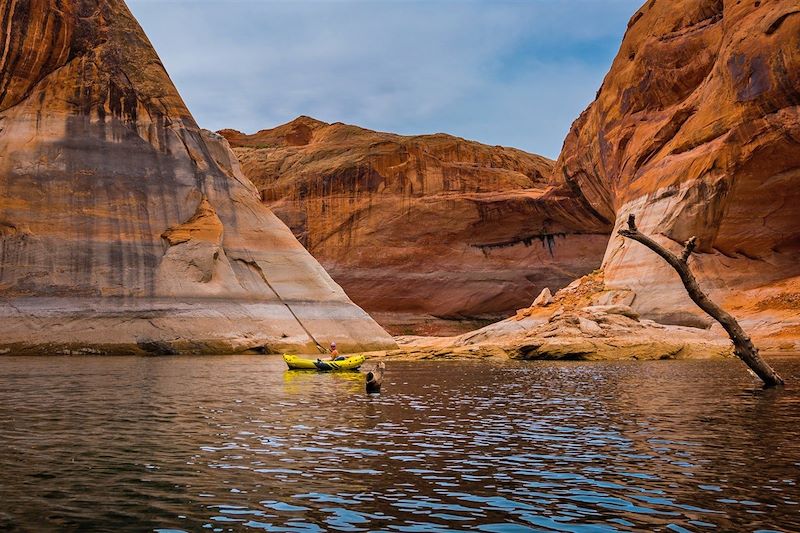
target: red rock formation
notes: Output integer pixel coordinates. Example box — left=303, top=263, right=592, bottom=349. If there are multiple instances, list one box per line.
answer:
left=384, top=270, right=733, bottom=361
left=0, top=0, right=395, bottom=354
left=222, top=118, right=611, bottom=334
left=553, top=0, right=800, bottom=347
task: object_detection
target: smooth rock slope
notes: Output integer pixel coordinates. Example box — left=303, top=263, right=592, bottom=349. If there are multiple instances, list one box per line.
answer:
left=222, top=118, right=611, bottom=334
left=553, top=0, right=800, bottom=346
left=0, top=0, right=395, bottom=354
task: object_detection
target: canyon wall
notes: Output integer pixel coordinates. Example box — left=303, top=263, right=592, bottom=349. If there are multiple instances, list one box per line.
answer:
left=553, top=0, right=800, bottom=346
left=0, top=0, right=395, bottom=354
left=222, top=118, right=611, bottom=334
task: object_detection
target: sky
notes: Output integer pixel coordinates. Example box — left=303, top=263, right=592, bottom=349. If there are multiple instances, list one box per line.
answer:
left=127, top=0, right=642, bottom=159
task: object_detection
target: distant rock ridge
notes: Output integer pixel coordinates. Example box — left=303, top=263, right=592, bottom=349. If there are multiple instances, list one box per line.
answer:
left=0, top=0, right=395, bottom=354
left=222, top=117, right=612, bottom=334
left=549, top=0, right=800, bottom=347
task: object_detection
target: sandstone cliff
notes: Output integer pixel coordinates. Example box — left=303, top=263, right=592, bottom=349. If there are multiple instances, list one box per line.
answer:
left=0, top=0, right=395, bottom=354
left=553, top=0, right=800, bottom=347
left=222, top=118, right=611, bottom=334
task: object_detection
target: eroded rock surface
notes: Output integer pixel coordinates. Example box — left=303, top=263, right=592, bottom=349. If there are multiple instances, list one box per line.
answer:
left=222, top=117, right=610, bottom=334
left=553, top=0, right=800, bottom=344
left=0, top=0, right=395, bottom=354
left=374, top=271, right=732, bottom=361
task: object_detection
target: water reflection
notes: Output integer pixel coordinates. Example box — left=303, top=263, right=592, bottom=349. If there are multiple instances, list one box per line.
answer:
left=282, top=369, right=364, bottom=395
left=0, top=356, right=798, bottom=532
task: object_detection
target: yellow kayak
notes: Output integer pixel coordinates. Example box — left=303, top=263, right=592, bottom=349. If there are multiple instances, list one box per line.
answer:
left=283, top=354, right=366, bottom=372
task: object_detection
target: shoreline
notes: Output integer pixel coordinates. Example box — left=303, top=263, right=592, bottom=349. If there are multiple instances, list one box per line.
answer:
left=362, top=346, right=800, bottom=363
left=3, top=341, right=797, bottom=360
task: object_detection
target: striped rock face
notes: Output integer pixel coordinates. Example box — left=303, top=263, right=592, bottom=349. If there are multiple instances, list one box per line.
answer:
left=0, top=0, right=395, bottom=354
left=222, top=118, right=611, bottom=335
left=553, top=0, right=800, bottom=346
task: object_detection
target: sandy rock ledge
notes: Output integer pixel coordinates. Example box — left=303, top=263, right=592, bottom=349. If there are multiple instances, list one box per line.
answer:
left=365, top=271, right=734, bottom=361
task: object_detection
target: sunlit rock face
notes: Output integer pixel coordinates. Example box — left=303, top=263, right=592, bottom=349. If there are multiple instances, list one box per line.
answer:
left=553, top=0, right=800, bottom=344
left=390, top=271, right=733, bottom=361
left=222, top=118, right=611, bottom=334
left=0, top=0, right=395, bottom=354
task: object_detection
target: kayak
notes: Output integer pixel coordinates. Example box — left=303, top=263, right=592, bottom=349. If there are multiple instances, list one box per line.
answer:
left=283, top=353, right=366, bottom=371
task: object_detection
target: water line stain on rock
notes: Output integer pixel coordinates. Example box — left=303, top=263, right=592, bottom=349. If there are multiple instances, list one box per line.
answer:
left=0, top=0, right=396, bottom=355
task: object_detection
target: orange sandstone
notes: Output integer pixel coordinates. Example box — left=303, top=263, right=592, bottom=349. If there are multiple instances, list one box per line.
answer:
left=222, top=118, right=611, bottom=333
left=0, top=0, right=395, bottom=354
left=552, top=0, right=800, bottom=346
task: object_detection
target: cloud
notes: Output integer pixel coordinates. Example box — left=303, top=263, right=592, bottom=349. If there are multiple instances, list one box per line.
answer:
left=127, top=0, right=642, bottom=158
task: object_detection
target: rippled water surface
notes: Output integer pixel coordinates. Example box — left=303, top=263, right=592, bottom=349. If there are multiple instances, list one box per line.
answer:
left=1, top=356, right=800, bottom=532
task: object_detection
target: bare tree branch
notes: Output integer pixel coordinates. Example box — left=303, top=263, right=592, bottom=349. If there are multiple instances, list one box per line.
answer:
left=619, top=214, right=784, bottom=387
left=681, top=237, right=697, bottom=264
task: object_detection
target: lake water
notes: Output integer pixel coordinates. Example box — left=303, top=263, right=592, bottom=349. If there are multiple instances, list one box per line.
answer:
left=1, top=356, right=799, bottom=532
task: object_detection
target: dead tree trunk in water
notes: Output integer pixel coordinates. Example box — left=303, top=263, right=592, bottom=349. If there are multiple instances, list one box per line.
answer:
left=366, top=362, right=385, bottom=394
left=619, top=215, right=784, bottom=388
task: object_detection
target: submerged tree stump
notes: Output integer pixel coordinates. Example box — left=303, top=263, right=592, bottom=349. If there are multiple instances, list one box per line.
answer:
left=366, top=362, right=386, bottom=394
left=619, top=214, right=784, bottom=388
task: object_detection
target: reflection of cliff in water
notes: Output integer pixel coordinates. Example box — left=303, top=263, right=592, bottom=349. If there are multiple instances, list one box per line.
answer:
left=2, top=356, right=799, bottom=531
left=603, top=359, right=800, bottom=530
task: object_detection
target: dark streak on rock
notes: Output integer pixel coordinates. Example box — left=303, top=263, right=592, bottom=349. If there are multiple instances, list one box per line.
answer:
left=765, top=10, right=799, bottom=35
left=472, top=233, right=567, bottom=257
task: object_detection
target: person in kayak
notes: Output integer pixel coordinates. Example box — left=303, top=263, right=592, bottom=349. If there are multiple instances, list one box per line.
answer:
left=329, top=341, right=346, bottom=361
